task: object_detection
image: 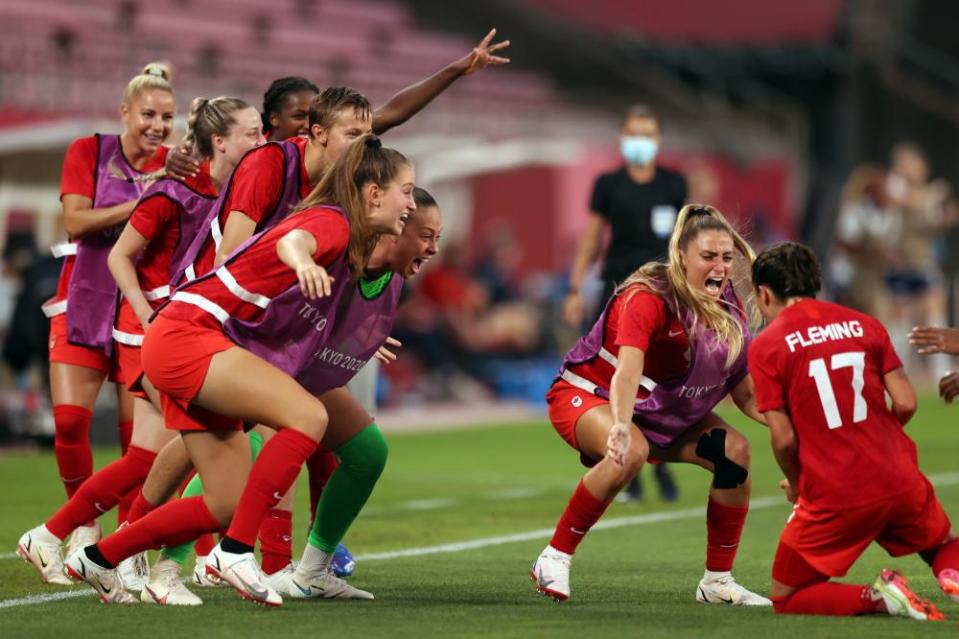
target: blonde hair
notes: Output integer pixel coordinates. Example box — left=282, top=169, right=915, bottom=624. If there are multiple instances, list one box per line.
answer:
left=617, top=204, right=758, bottom=368
left=123, top=61, right=174, bottom=104
left=181, top=96, right=251, bottom=159
left=295, top=133, right=411, bottom=275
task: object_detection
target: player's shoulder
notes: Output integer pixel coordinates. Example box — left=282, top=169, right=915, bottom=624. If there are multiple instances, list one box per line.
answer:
left=236, top=141, right=284, bottom=171
left=65, top=135, right=98, bottom=160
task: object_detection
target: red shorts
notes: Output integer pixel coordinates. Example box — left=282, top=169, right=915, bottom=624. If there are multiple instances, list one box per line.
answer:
left=48, top=313, right=117, bottom=380
left=546, top=379, right=662, bottom=467
left=140, top=314, right=241, bottom=432
left=115, top=342, right=148, bottom=399
left=773, top=473, right=951, bottom=584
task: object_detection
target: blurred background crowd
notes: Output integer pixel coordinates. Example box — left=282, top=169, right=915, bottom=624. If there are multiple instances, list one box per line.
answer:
left=1, top=0, right=959, bottom=443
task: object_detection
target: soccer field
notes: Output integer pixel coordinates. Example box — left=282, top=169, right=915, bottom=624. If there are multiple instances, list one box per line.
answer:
left=2, top=400, right=958, bottom=638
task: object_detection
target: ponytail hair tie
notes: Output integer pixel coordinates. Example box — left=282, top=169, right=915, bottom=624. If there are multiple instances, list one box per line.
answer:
left=365, top=136, right=382, bottom=149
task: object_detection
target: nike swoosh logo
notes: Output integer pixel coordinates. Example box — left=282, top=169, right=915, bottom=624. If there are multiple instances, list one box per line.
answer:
left=94, top=503, right=108, bottom=513
left=236, top=573, right=269, bottom=601
left=95, top=575, right=112, bottom=594
left=291, top=578, right=312, bottom=597
left=272, top=491, right=283, bottom=501
left=669, top=330, right=684, bottom=337
left=570, top=527, right=587, bottom=535
left=37, top=547, right=49, bottom=568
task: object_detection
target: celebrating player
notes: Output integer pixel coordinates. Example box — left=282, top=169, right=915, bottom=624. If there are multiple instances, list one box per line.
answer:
left=42, top=62, right=174, bottom=562
left=749, top=241, right=957, bottom=620
left=16, top=96, right=263, bottom=596
left=531, top=204, right=770, bottom=605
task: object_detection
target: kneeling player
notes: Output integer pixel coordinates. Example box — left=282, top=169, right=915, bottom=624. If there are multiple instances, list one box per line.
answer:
left=749, top=241, right=958, bottom=621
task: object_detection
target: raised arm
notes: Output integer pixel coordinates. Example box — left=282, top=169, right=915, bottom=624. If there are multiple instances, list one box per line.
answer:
left=108, top=224, right=154, bottom=329
left=63, top=194, right=139, bottom=238
left=276, top=229, right=333, bottom=299
left=563, top=212, right=605, bottom=326
left=372, top=28, right=510, bottom=135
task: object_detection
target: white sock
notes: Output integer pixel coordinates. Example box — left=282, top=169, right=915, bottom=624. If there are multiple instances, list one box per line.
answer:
left=297, top=544, right=332, bottom=576
left=36, top=524, right=63, bottom=544
left=703, top=569, right=731, bottom=582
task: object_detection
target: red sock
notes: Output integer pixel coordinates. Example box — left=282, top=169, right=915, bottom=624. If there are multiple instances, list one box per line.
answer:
left=226, top=428, right=317, bottom=546
left=117, top=419, right=133, bottom=455
left=259, top=508, right=293, bottom=574
left=306, top=446, right=339, bottom=523
left=195, top=533, right=216, bottom=557
left=126, top=490, right=157, bottom=524
left=773, top=582, right=879, bottom=616
left=99, top=496, right=219, bottom=566
left=53, top=405, right=93, bottom=498
left=117, top=486, right=138, bottom=527
left=45, top=445, right=157, bottom=539
left=930, top=538, right=959, bottom=577
left=549, top=481, right=612, bottom=555
left=706, top=498, right=748, bottom=572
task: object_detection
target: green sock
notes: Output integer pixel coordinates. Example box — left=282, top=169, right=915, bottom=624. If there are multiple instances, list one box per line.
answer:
left=307, top=424, right=388, bottom=552
left=160, top=430, right=266, bottom=564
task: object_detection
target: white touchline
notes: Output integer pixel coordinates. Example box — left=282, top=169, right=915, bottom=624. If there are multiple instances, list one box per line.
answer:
left=2, top=472, right=958, bottom=609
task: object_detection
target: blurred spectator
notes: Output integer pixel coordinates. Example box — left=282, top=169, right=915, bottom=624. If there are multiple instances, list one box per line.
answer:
left=829, top=164, right=897, bottom=324
left=883, top=143, right=956, bottom=381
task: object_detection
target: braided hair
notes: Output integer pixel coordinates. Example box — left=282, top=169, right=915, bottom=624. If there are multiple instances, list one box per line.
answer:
left=261, top=76, right=319, bottom=133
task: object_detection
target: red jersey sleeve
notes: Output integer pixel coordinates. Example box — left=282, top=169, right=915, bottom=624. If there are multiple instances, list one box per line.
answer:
left=129, top=194, right=180, bottom=241
left=614, top=290, right=668, bottom=351
left=60, top=136, right=98, bottom=200
left=748, top=336, right=785, bottom=413
left=223, top=145, right=285, bottom=224
left=298, top=209, right=350, bottom=266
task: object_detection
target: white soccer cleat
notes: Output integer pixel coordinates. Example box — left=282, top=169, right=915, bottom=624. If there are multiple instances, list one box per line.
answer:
left=263, top=561, right=297, bottom=593
left=530, top=545, right=571, bottom=602
left=281, top=566, right=374, bottom=600
left=140, top=557, right=202, bottom=606
left=873, top=569, right=944, bottom=621
left=64, top=548, right=138, bottom=604
left=192, top=556, right=223, bottom=587
left=695, top=572, right=772, bottom=606
left=206, top=543, right=282, bottom=607
left=118, top=551, right=150, bottom=592
left=16, top=527, right=72, bottom=585
left=65, top=522, right=101, bottom=559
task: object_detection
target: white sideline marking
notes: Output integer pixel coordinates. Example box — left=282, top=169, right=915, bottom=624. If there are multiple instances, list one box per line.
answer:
left=3, top=472, right=959, bottom=609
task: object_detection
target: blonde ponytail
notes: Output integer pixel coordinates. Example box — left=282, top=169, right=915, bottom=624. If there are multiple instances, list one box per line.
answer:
left=617, top=204, right=759, bottom=368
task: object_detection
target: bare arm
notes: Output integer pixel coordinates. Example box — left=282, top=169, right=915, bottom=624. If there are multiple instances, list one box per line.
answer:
left=908, top=326, right=959, bottom=355
left=764, top=409, right=801, bottom=502
left=605, top=345, right=645, bottom=465
left=372, top=28, right=510, bottom=135
left=276, top=229, right=333, bottom=299
left=107, top=224, right=153, bottom=329
left=730, top=374, right=766, bottom=426
left=62, top=194, right=138, bottom=238
left=214, top=211, right=258, bottom=267
left=562, top=212, right=605, bottom=326
left=883, top=366, right=917, bottom=425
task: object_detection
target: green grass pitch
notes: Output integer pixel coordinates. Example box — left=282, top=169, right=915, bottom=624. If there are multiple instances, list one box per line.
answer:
left=2, top=398, right=958, bottom=638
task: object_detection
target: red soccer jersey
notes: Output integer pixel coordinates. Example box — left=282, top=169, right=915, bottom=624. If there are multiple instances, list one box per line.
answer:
left=569, top=285, right=691, bottom=397
left=163, top=207, right=348, bottom=328
left=749, top=298, right=920, bottom=509
left=192, top=137, right=312, bottom=277
left=55, top=136, right=169, bottom=304
left=116, top=171, right=217, bottom=336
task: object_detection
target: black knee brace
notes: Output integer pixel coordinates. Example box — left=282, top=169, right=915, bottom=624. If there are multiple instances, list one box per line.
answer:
left=696, top=429, right=748, bottom=489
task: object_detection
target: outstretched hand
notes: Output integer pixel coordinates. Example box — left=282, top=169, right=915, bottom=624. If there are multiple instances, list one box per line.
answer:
left=165, top=146, right=201, bottom=179
left=908, top=325, right=959, bottom=355
left=461, top=28, right=511, bottom=76
left=374, top=337, right=403, bottom=364
left=296, top=263, right=334, bottom=299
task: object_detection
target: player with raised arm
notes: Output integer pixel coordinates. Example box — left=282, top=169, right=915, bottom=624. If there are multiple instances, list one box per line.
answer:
left=749, top=241, right=958, bottom=620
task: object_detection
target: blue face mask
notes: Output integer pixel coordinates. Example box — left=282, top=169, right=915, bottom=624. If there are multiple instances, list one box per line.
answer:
left=620, top=136, right=658, bottom=166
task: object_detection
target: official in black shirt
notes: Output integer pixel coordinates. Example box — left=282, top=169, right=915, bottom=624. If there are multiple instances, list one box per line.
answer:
left=564, top=104, right=687, bottom=326
left=563, top=104, right=687, bottom=503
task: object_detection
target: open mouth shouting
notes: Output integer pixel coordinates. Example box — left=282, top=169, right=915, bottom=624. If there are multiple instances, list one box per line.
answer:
left=704, top=276, right=725, bottom=297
